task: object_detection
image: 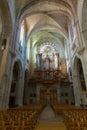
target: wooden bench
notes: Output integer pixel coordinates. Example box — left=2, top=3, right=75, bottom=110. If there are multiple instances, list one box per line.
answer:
left=51, top=103, right=87, bottom=129
left=0, top=104, right=45, bottom=130
left=63, top=109, right=87, bottom=130
left=51, top=103, right=80, bottom=115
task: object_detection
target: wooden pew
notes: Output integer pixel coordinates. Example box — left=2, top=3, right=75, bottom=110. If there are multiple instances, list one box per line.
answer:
left=0, top=104, right=44, bottom=130
left=51, top=103, right=80, bottom=115
left=63, top=109, right=87, bottom=130
left=51, top=102, right=87, bottom=130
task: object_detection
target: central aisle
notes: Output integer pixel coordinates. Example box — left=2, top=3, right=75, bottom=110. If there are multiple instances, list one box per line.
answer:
left=39, top=105, right=56, bottom=121
left=34, top=105, right=67, bottom=130
left=35, top=122, right=67, bottom=130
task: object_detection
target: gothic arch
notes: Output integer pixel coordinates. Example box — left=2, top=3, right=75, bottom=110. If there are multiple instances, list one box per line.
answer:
left=16, top=1, right=74, bottom=43
left=9, top=62, right=20, bottom=108
left=73, top=56, right=80, bottom=75
left=73, top=56, right=86, bottom=88
left=9, top=59, right=24, bottom=108
left=12, top=58, right=23, bottom=77
left=72, top=56, right=86, bottom=106
left=28, top=23, right=68, bottom=40
left=82, top=0, right=87, bottom=46
left=18, top=1, right=73, bottom=20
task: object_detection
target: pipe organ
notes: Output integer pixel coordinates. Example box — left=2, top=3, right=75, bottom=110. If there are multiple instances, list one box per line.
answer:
left=36, top=53, right=59, bottom=71
left=35, top=53, right=59, bottom=84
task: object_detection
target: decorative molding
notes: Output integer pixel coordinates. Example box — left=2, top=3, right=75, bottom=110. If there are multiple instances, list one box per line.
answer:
left=9, top=49, right=16, bottom=57
left=77, top=46, right=85, bottom=56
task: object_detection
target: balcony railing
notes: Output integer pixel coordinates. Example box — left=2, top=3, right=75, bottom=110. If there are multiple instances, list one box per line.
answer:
left=33, top=68, right=71, bottom=87
left=34, top=69, right=61, bottom=86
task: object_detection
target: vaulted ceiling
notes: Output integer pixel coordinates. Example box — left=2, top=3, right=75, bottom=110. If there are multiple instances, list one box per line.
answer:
left=15, top=0, right=78, bottom=47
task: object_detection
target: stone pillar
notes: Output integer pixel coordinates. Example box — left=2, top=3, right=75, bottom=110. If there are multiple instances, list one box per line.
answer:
left=15, top=73, right=25, bottom=106
left=0, top=33, right=5, bottom=67
left=72, top=74, right=82, bottom=106
left=74, top=20, right=85, bottom=53
left=81, top=53, right=87, bottom=89
left=82, top=91, right=87, bottom=105
left=29, top=40, right=35, bottom=76
left=1, top=49, right=15, bottom=108
left=84, top=73, right=87, bottom=89
left=0, top=74, right=8, bottom=108
left=2, top=32, right=16, bottom=108
left=0, top=34, right=11, bottom=108
left=12, top=20, right=20, bottom=51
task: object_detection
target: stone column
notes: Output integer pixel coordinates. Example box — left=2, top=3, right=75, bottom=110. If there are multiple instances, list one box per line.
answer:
left=12, top=20, right=20, bottom=51
left=0, top=33, right=5, bottom=67
left=74, top=20, right=85, bottom=53
left=72, top=74, right=82, bottom=106
left=15, top=73, right=25, bottom=106
left=0, top=34, right=11, bottom=108
left=2, top=32, right=16, bottom=108
left=1, top=42, right=15, bottom=108
left=81, top=53, right=87, bottom=89
left=0, top=74, right=8, bottom=108
left=29, top=40, right=35, bottom=77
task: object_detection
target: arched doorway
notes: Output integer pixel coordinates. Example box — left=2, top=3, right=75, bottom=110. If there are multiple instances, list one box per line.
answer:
left=73, top=57, right=86, bottom=106
left=77, top=59, right=87, bottom=106
left=77, top=59, right=86, bottom=91
left=9, top=62, right=20, bottom=108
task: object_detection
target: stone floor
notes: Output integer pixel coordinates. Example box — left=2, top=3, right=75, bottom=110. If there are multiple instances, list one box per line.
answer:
left=35, top=122, right=67, bottom=130
left=38, top=104, right=63, bottom=122
left=34, top=105, right=67, bottom=130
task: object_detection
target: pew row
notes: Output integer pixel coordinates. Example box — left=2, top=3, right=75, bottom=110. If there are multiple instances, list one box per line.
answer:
left=63, top=109, right=87, bottom=130
left=52, top=103, right=87, bottom=130
left=0, top=104, right=44, bottom=130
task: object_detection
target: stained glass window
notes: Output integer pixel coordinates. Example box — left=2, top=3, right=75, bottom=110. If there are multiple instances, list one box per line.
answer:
left=36, top=41, right=59, bottom=71
left=38, top=41, right=57, bottom=59
left=19, top=20, right=25, bottom=46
